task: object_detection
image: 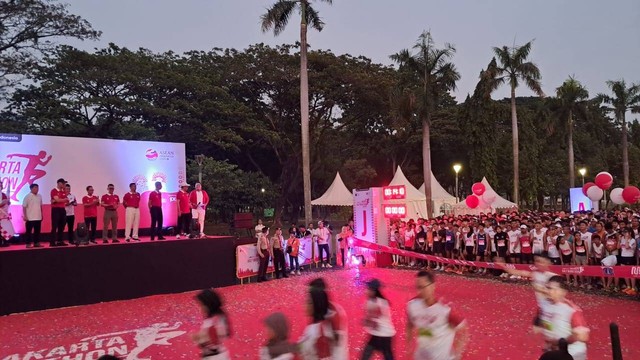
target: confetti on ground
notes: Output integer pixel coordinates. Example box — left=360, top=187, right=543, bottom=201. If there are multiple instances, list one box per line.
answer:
left=1, top=267, right=639, bottom=359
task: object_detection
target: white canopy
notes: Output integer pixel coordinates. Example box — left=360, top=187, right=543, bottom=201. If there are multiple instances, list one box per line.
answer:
left=481, top=177, right=518, bottom=209
left=419, top=174, right=457, bottom=217
left=311, top=172, right=353, bottom=206
left=452, top=177, right=517, bottom=215
left=418, top=173, right=456, bottom=201
left=388, top=167, right=426, bottom=201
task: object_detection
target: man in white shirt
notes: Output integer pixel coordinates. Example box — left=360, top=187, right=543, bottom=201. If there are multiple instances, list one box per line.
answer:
left=22, top=184, right=43, bottom=248
left=0, top=182, right=14, bottom=247
left=316, top=221, right=332, bottom=268
left=64, top=183, right=77, bottom=244
left=255, top=219, right=264, bottom=240
left=189, top=182, right=210, bottom=237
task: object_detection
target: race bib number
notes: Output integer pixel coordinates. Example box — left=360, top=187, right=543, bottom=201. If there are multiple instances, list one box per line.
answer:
left=498, top=240, right=505, bottom=246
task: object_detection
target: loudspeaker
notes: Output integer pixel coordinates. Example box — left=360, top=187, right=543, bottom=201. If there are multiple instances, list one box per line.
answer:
left=75, top=222, right=88, bottom=245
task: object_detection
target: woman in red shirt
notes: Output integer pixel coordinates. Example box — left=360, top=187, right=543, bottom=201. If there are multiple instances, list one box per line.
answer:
left=519, top=225, right=533, bottom=264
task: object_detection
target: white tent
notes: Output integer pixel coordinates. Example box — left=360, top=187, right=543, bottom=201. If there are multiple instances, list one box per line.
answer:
left=481, top=177, right=517, bottom=210
left=311, top=172, right=353, bottom=206
left=387, top=167, right=430, bottom=218
left=419, top=173, right=457, bottom=216
left=452, top=177, right=517, bottom=215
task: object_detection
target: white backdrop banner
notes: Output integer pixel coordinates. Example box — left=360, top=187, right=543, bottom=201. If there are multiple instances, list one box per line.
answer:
left=236, top=244, right=274, bottom=279
left=0, top=134, right=186, bottom=233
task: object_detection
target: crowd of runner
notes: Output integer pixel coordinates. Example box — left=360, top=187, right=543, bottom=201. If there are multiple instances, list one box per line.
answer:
left=389, top=210, right=639, bottom=296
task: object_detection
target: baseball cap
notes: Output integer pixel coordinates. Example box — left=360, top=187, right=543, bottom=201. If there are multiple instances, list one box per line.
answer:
left=520, top=224, right=527, bottom=229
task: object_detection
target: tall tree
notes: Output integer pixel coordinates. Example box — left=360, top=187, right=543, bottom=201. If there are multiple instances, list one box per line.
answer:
left=390, top=31, right=460, bottom=218
left=599, top=80, right=640, bottom=186
left=0, top=0, right=100, bottom=93
left=261, top=0, right=332, bottom=225
left=556, top=77, right=589, bottom=188
left=490, top=41, right=543, bottom=205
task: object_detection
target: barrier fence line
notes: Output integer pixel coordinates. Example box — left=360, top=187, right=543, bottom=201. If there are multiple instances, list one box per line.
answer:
left=351, top=237, right=640, bottom=280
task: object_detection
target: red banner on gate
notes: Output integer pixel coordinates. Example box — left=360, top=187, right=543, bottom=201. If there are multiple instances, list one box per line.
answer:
left=351, top=237, right=640, bottom=279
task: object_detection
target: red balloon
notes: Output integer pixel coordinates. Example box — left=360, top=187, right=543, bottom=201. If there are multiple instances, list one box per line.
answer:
left=622, top=186, right=640, bottom=204
left=582, top=182, right=596, bottom=196
left=472, top=182, right=486, bottom=196
left=465, top=195, right=480, bottom=209
left=594, top=172, right=613, bottom=190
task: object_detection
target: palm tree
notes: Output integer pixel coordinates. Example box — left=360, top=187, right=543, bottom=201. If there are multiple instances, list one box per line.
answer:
left=390, top=31, right=460, bottom=218
left=490, top=41, right=543, bottom=205
left=556, top=77, right=589, bottom=188
left=261, top=0, right=332, bottom=225
left=599, top=80, right=640, bottom=186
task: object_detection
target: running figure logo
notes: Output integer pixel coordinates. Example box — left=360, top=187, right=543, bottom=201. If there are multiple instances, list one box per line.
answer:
left=81, top=322, right=186, bottom=360
left=6, top=151, right=52, bottom=201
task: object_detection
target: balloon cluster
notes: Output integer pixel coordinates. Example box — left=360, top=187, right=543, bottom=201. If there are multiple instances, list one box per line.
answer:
left=465, top=182, right=497, bottom=209
left=582, top=171, right=640, bottom=204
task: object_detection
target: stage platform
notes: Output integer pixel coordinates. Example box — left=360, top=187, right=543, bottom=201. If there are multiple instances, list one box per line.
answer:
left=0, top=236, right=237, bottom=316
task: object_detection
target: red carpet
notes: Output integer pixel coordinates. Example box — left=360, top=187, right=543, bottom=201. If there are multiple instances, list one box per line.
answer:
left=1, top=267, right=639, bottom=359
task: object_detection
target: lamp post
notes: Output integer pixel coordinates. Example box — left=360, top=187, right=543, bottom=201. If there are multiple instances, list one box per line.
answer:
left=195, top=154, right=205, bottom=184
left=453, top=164, right=462, bottom=202
left=579, top=168, right=586, bottom=186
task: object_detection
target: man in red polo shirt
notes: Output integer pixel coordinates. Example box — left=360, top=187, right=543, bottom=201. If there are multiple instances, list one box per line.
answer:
left=176, top=182, right=191, bottom=239
left=83, top=185, right=99, bottom=244
left=50, top=178, right=69, bottom=247
left=101, top=184, right=120, bottom=243
left=148, top=181, right=165, bottom=240
left=123, top=182, right=141, bottom=242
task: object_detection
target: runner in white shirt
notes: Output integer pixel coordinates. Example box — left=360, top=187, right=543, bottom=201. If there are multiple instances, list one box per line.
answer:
left=299, top=285, right=337, bottom=360
left=578, top=222, right=593, bottom=261
left=361, top=279, right=395, bottom=360
left=406, top=271, right=467, bottom=360
left=498, top=254, right=557, bottom=332
left=540, top=276, right=590, bottom=360
left=507, top=226, right=521, bottom=264
left=532, top=221, right=546, bottom=255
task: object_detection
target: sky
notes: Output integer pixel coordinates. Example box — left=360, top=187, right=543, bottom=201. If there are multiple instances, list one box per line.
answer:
left=63, top=0, right=640, bottom=106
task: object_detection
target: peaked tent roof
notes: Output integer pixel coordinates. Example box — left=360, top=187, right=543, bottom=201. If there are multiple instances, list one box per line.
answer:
left=481, top=177, right=517, bottom=209
left=388, top=167, right=426, bottom=201
left=418, top=173, right=456, bottom=201
left=311, top=172, right=353, bottom=206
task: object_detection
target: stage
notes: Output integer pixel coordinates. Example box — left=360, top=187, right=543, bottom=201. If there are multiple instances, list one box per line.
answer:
left=0, top=236, right=237, bottom=316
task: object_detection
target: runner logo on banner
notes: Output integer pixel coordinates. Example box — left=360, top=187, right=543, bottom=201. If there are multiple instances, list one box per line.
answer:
left=236, top=244, right=274, bottom=279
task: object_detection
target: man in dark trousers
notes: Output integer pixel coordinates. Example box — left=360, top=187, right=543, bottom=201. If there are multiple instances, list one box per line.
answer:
left=148, top=181, right=165, bottom=240
left=50, top=178, right=69, bottom=247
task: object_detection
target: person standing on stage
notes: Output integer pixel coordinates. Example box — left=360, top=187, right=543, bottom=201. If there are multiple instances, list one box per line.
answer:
left=101, top=184, right=120, bottom=244
left=22, top=184, right=43, bottom=248
left=406, top=271, right=468, bottom=360
left=316, top=221, right=332, bottom=268
left=257, top=226, right=271, bottom=282
left=64, top=183, right=77, bottom=244
left=190, top=182, right=209, bottom=237
left=176, top=183, right=191, bottom=239
left=149, top=181, right=165, bottom=241
left=0, top=182, right=14, bottom=247
left=82, top=186, right=99, bottom=244
left=255, top=219, right=265, bottom=240
left=50, top=178, right=69, bottom=247
left=123, top=182, right=141, bottom=242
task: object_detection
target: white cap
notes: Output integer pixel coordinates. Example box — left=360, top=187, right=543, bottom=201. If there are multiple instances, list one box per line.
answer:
left=179, top=182, right=190, bottom=187
left=520, top=224, right=527, bottom=229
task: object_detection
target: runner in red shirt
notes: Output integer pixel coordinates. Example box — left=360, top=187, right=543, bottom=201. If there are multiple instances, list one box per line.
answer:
left=82, top=185, right=99, bottom=244
left=50, top=178, right=69, bottom=247
left=519, top=225, right=534, bottom=264
left=123, top=182, right=141, bottom=242
left=101, top=184, right=120, bottom=243
left=176, top=183, right=191, bottom=239
left=148, top=181, right=165, bottom=240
